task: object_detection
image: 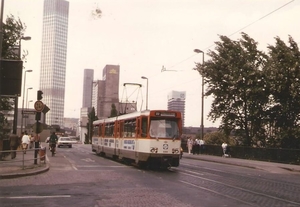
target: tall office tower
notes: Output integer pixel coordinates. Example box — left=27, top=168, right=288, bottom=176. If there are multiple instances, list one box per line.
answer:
left=97, top=65, right=120, bottom=119
left=82, top=69, right=94, bottom=108
left=39, top=0, right=69, bottom=127
left=92, top=80, right=104, bottom=117
left=167, top=91, right=186, bottom=127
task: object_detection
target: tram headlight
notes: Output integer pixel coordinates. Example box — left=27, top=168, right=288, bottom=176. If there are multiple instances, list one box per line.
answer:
left=150, top=147, right=158, bottom=153
left=172, top=148, right=179, bottom=154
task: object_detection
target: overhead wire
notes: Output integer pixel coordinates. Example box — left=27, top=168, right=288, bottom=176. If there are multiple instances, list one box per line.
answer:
left=141, top=0, right=296, bottom=103
left=168, top=0, right=295, bottom=71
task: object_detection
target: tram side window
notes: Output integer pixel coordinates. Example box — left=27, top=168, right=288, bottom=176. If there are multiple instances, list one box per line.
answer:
left=99, top=125, right=103, bottom=137
left=93, top=125, right=99, bottom=136
left=105, top=123, right=114, bottom=137
left=124, top=120, right=136, bottom=137
left=141, top=117, right=147, bottom=137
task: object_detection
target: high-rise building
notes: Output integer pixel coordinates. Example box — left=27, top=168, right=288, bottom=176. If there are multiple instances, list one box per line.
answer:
left=167, top=91, right=186, bottom=127
left=39, top=0, right=69, bottom=127
left=82, top=69, right=94, bottom=108
left=95, top=65, right=120, bottom=119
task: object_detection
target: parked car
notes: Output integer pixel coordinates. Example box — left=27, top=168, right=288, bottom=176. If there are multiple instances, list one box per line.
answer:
left=57, top=137, right=72, bottom=148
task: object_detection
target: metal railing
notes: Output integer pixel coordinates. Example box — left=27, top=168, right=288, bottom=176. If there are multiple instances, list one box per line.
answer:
left=0, top=147, right=47, bottom=170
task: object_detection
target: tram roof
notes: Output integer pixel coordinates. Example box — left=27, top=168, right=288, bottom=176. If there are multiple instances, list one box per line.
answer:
left=93, top=110, right=151, bottom=124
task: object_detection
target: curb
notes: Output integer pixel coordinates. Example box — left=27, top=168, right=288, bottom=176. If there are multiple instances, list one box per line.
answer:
left=0, top=164, right=50, bottom=179
left=183, top=154, right=300, bottom=173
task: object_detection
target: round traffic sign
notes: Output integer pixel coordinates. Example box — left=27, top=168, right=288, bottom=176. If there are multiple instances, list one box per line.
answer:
left=34, top=100, right=45, bottom=112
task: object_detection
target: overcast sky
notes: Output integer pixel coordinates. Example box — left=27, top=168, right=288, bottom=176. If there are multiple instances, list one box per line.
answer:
left=3, top=0, right=300, bottom=127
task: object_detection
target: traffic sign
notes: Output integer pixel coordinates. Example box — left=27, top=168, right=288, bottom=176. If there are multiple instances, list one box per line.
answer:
left=23, top=110, right=36, bottom=115
left=34, top=100, right=45, bottom=112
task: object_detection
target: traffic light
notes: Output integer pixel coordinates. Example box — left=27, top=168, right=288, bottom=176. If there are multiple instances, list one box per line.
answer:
left=35, top=112, right=41, bottom=121
left=37, top=90, right=43, bottom=100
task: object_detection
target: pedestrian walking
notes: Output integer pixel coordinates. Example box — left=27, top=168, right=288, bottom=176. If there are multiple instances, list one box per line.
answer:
left=21, top=132, right=30, bottom=154
left=222, top=142, right=229, bottom=157
left=192, top=139, right=199, bottom=155
left=199, top=139, right=205, bottom=154
left=29, top=134, right=34, bottom=149
left=9, top=134, right=20, bottom=159
left=187, top=138, right=193, bottom=154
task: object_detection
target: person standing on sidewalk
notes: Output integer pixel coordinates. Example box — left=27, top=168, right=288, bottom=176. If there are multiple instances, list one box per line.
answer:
left=222, top=142, right=229, bottom=157
left=21, top=132, right=30, bottom=154
left=9, top=134, right=20, bottom=159
left=187, top=138, right=193, bottom=154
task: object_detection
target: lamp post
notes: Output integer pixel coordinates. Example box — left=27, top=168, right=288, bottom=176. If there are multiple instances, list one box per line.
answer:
left=25, top=100, right=33, bottom=130
left=20, top=70, right=33, bottom=133
left=12, top=36, right=31, bottom=134
left=27, top=100, right=33, bottom=109
left=18, top=36, right=31, bottom=59
left=194, top=49, right=205, bottom=139
left=141, top=76, right=149, bottom=110
left=25, top=87, right=33, bottom=110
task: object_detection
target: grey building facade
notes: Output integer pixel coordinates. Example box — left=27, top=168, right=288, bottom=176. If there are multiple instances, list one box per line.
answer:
left=97, top=65, right=120, bottom=119
left=82, top=69, right=94, bottom=108
left=39, top=0, right=69, bottom=127
left=167, top=91, right=186, bottom=127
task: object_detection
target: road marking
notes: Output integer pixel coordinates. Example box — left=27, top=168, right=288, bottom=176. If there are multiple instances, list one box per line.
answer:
left=81, top=158, right=95, bottom=162
left=76, top=165, right=127, bottom=168
left=72, top=164, right=78, bottom=170
left=0, top=195, right=71, bottom=199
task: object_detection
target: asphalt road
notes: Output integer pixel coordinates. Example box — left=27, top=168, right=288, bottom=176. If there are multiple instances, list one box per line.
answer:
left=0, top=144, right=299, bottom=207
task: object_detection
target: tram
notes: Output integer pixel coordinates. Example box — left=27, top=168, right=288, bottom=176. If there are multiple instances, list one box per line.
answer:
left=92, top=110, right=182, bottom=168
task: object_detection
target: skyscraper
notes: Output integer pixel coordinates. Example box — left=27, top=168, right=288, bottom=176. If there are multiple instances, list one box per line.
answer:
left=82, top=69, right=94, bottom=108
left=39, top=0, right=69, bottom=127
left=167, top=91, right=186, bottom=127
left=93, top=65, right=120, bottom=119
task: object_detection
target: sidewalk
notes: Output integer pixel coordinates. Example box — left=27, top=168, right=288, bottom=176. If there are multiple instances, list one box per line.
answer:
left=0, top=147, right=49, bottom=179
left=183, top=153, right=300, bottom=174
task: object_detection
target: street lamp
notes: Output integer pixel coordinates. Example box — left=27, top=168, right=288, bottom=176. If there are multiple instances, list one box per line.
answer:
left=20, top=70, right=33, bottom=133
left=18, top=36, right=31, bottom=60
left=12, top=36, right=31, bottom=134
left=25, top=100, right=33, bottom=130
left=27, top=100, right=33, bottom=109
left=194, top=49, right=205, bottom=139
left=141, top=76, right=149, bottom=110
left=25, top=87, right=33, bottom=110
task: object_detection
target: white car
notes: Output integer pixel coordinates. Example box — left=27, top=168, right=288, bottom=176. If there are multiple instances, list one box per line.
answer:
left=57, top=137, right=72, bottom=148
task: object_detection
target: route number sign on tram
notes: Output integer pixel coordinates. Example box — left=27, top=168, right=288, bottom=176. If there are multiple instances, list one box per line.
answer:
left=34, top=100, right=45, bottom=112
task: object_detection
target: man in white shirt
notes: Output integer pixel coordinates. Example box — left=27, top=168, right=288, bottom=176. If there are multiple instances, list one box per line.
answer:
left=21, top=132, right=30, bottom=154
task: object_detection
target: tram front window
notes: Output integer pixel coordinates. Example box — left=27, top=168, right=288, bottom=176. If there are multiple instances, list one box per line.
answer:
left=149, top=119, right=179, bottom=138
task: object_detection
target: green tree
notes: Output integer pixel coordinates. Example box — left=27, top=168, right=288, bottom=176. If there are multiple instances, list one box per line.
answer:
left=265, top=36, right=300, bottom=148
left=196, top=33, right=268, bottom=146
left=110, top=103, right=118, bottom=118
left=0, top=15, right=26, bottom=153
left=204, top=131, right=236, bottom=146
left=85, top=107, right=98, bottom=144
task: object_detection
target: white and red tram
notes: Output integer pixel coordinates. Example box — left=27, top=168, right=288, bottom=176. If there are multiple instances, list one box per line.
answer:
left=92, top=110, right=182, bottom=168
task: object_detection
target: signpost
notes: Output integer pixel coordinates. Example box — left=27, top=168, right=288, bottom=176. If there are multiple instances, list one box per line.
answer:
left=34, top=91, right=44, bottom=164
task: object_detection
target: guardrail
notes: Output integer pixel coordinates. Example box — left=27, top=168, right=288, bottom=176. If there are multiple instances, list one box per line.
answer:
left=0, top=147, right=46, bottom=170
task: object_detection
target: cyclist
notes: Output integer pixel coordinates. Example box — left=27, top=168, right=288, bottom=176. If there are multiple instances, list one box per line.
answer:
left=49, top=132, right=58, bottom=153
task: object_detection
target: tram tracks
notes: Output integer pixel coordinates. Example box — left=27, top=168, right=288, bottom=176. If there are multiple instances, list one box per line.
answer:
left=174, top=163, right=300, bottom=207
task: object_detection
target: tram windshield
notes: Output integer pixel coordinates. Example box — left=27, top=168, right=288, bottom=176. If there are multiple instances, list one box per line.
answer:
left=149, top=119, right=179, bottom=138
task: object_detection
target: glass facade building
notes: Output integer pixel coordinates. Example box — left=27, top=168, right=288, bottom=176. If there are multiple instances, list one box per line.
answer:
left=167, top=91, right=186, bottom=127
left=82, top=69, right=94, bottom=108
left=39, top=0, right=69, bottom=127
